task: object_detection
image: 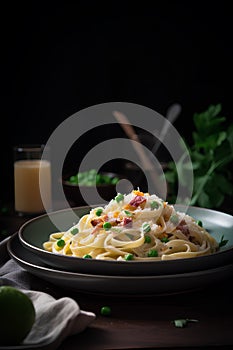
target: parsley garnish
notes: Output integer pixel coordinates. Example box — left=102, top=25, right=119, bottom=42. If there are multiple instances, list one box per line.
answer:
left=172, top=319, right=199, bottom=328
left=219, top=235, right=228, bottom=248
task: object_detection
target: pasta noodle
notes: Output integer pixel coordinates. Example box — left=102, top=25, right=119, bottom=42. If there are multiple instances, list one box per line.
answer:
left=43, top=189, right=219, bottom=261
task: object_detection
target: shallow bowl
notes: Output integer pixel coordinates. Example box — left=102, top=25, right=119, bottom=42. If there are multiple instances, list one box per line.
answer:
left=18, top=205, right=233, bottom=276
left=62, top=171, right=121, bottom=206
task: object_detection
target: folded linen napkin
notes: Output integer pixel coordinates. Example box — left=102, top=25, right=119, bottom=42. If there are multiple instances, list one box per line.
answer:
left=22, top=289, right=96, bottom=346
left=0, top=236, right=96, bottom=349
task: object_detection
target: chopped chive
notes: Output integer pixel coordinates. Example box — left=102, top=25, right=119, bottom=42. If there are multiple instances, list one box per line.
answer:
left=196, top=220, right=203, bottom=227
left=70, top=228, right=79, bottom=235
left=124, top=210, right=132, bottom=216
left=172, top=319, right=199, bottom=328
left=219, top=235, right=228, bottom=248
left=173, top=319, right=187, bottom=328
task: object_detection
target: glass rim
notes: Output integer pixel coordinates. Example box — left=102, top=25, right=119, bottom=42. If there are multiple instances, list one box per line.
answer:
left=13, top=144, right=45, bottom=152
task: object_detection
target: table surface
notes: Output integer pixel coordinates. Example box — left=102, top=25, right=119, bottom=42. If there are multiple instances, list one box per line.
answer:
left=1, top=202, right=233, bottom=350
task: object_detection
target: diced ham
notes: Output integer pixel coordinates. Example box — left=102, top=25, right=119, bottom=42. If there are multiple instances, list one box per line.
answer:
left=91, top=214, right=108, bottom=227
left=122, top=217, right=132, bottom=227
left=91, top=218, right=104, bottom=227
left=129, top=195, right=146, bottom=208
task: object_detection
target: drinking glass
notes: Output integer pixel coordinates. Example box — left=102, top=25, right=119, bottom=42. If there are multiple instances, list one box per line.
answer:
left=14, top=144, right=52, bottom=216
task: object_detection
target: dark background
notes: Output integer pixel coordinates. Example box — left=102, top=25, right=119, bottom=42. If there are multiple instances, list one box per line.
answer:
left=1, top=1, right=232, bottom=202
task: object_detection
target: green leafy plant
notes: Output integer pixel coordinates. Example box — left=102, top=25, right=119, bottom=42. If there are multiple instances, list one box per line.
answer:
left=165, top=104, right=233, bottom=208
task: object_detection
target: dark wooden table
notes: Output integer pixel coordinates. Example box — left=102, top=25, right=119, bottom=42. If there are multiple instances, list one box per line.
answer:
left=1, top=202, right=233, bottom=350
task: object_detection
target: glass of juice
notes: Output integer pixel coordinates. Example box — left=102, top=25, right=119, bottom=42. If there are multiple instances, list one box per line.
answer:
left=14, top=145, right=52, bottom=216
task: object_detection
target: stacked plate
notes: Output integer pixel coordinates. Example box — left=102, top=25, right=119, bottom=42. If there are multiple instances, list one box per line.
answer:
left=7, top=205, right=233, bottom=296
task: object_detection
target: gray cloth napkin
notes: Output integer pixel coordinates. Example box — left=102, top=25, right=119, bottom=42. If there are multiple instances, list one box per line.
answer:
left=0, top=237, right=96, bottom=349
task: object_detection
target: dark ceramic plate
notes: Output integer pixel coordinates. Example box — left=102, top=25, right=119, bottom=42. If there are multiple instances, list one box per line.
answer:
left=18, top=205, right=233, bottom=276
left=8, top=232, right=233, bottom=295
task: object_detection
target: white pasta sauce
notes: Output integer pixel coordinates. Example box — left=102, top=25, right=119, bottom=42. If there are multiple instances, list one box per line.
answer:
left=43, top=190, right=219, bottom=261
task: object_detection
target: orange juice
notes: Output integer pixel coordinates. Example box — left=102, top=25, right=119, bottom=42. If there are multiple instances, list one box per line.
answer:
left=14, top=159, right=52, bottom=214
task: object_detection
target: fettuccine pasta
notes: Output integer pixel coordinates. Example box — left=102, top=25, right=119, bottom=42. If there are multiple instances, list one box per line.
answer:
left=43, top=190, right=219, bottom=261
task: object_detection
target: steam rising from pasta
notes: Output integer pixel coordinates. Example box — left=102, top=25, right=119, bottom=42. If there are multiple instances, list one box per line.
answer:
left=43, top=190, right=219, bottom=261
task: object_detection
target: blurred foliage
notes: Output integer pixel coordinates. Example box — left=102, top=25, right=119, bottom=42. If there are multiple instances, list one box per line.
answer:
left=165, top=104, right=233, bottom=208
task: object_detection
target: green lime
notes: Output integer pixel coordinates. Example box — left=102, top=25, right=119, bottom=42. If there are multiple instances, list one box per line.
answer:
left=0, top=285, right=36, bottom=345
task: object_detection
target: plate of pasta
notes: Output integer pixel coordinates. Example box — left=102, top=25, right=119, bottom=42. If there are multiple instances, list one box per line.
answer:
left=18, top=190, right=233, bottom=276
left=7, top=232, right=233, bottom=295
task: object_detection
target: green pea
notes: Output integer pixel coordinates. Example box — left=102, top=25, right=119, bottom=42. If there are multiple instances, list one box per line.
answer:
left=170, top=214, right=179, bottom=225
left=144, top=235, right=151, bottom=243
left=100, top=306, right=111, bottom=316
left=142, top=223, right=151, bottom=233
left=147, top=249, right=158, bottom=257
left=96, top=208, right=103, bottom=216
left=150, top=201, right=159, bottom=209
left=124, top=253, right=134, bottom=260
left=83, top=254, right=92, bottom=259
left=70, top=228, right=79, bottom=235
left=115, top=193, right=124, bottom=202
left=57, top=239, right=65, bottom=247
left=103, top=222, right=112, bottom=230
left=196, top=220, right=203, bottom=227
